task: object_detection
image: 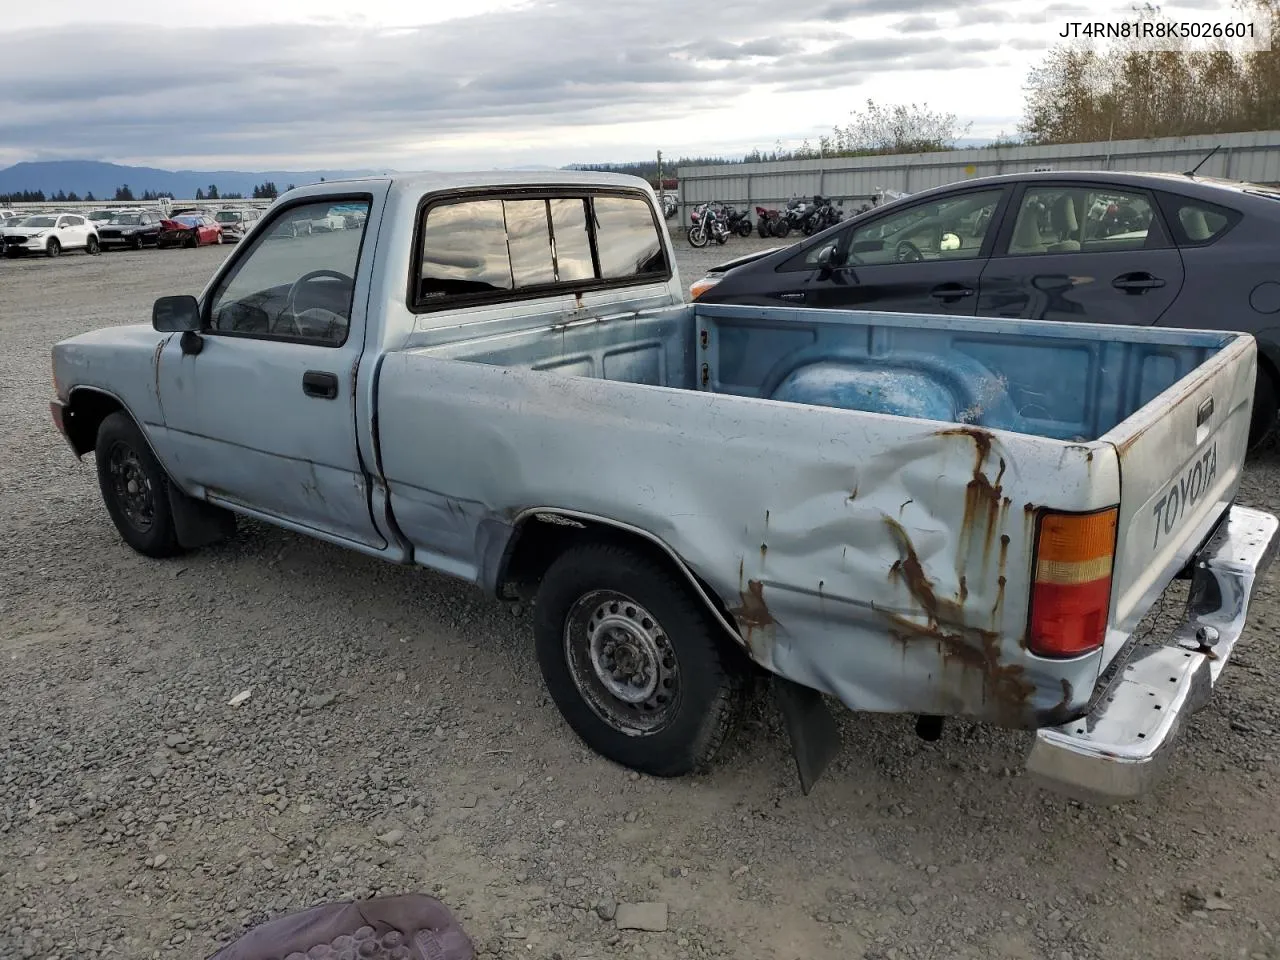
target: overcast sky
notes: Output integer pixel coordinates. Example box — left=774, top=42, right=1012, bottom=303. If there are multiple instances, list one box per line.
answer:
left=0, top=0, right=1248, bottom=172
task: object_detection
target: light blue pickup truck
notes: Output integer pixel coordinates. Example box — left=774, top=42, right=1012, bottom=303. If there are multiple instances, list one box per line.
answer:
left=49, top=172, right=1278, bottom=804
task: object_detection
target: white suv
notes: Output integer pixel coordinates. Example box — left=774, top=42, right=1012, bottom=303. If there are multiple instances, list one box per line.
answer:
left=0, top=212, right=100, bottom=257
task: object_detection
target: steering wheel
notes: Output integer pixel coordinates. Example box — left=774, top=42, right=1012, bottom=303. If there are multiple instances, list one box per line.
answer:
left=279, top=269, right=354, bottom=336
left=895, top=240, right=923, bottom=263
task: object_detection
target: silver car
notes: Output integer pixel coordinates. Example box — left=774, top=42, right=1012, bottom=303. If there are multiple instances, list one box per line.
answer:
left=213, top=208, right=261, bottom=242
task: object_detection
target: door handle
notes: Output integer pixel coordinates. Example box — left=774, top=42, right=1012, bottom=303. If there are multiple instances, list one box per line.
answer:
left=1112, top=272, right=1165, bottom=293
left=930, top=283, right=975, bottom=301
left=302, top=370, right=339, bottom=399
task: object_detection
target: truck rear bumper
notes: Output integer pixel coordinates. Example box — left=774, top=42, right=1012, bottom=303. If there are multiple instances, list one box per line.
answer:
left=1025, top=503, right=1279, bottom=804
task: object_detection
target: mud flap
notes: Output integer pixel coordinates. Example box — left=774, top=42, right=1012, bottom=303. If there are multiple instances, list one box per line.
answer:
left=168, top=485, right=236, bottom=549
left=773, top=676, right=842, bottom=795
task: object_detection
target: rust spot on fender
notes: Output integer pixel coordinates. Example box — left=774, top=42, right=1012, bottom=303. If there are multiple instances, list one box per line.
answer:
left=941, top=426, right=1007, bottom=566
left=882, top=515, right=1035, bottom=721
left=957, top=575, right=968, bottom=605
left=729, top=579, right=775, bottom=653
left=847, top=485, right=859, bottom=502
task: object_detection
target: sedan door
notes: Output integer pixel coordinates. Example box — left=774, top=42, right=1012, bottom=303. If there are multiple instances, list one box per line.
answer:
left=977, top=181, right=1185, bottom=325
left=773, top=186, right=1012, bottom=315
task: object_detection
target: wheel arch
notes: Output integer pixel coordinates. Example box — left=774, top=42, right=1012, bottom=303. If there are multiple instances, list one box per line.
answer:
left=495, top=508, right=747, bottom=652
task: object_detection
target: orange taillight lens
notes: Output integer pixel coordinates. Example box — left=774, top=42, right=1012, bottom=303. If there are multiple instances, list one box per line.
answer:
left=1027, top=507, right=1118, bottom=658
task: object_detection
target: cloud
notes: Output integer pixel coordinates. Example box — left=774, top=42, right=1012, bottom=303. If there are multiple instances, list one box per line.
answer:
left=893, top=15, right=941, bottom=32
left=0, top=0, right=1029, bottom=167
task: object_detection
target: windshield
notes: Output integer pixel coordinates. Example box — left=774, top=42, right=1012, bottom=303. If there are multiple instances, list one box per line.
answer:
left=215, top=211, right=243, bottom=222
left=20, top=216, right=56, bottom=227
left=89, top=211, right=113, bottom=220
left=109, top=214, right=141, bottom=225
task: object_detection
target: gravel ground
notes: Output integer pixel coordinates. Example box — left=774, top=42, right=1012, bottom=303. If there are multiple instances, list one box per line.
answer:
left=3, top=231, right=1280, bottom=960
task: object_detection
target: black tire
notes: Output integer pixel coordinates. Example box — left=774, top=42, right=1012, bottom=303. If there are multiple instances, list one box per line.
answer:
left=773, top=220, right=791, bottom=239
left=86, top=236, right=100, bottom=256
left=1248, top=366, right=1278, bottom=450
left=737, top=220, right=752, bottom=237
left=46, top=238, right=61, bottom=257
left=533, top=543, right=744, bottom=777
left=688, top=225, right=708, bottom=248
left=757, top=220, right=769, bottom=238
left=94, top=412, right=184, bottom=558
left=185, top=233, right=197, bottom=249
left=129, top=235, right=142, bottom=250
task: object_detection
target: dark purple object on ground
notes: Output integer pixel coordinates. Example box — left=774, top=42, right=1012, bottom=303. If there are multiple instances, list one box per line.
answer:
left=207, top=893, right=473, bottom=960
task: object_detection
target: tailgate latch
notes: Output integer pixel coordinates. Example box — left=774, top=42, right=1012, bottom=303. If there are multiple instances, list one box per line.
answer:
left=1197, top=396, right=1215, bottom=427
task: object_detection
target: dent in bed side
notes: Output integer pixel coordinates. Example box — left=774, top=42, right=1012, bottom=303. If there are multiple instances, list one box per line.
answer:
left=375, top=350, right=1117, bottom=731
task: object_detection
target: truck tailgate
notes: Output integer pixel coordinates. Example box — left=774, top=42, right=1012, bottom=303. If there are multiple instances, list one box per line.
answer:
left=1100, top=333, right=1257, bottom=664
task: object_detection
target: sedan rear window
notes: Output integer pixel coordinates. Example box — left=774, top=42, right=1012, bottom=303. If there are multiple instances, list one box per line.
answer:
left=1156, top=194, right=1241, bottom=246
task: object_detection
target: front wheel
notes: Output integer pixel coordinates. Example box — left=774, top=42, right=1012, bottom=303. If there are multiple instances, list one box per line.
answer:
left=757, top=220, right=769, bottom=238
left=533, top=544, right=744, bottom=777
left=94, top=412, right=184, bottom=558
left=737, top=220, right=752, bottom=237
left=45, top=238, right=61, bottom=257
left=86, top=236, right=100, bottom=256
left=688, top=225, right=708, bottom=248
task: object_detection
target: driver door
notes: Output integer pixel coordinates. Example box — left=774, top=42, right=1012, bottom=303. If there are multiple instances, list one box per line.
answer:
left=155, top=190, right=389, bottom=550
left=792, top=187, right=1012, bottom=316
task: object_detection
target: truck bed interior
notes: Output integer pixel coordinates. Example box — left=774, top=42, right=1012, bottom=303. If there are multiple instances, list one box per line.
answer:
left=417, top=302, right=1237, bottom=443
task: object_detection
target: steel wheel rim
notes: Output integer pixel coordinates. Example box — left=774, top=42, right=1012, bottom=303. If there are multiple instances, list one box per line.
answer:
left=563, top=590, right=680, bottom=735
left=107, top=441, right=155, bottom=532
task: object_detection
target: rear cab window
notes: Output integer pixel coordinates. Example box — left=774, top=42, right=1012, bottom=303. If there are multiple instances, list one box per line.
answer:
left=1156, top=192, right=1242, bottom=246
left=412, top=190, right=669, bottom=311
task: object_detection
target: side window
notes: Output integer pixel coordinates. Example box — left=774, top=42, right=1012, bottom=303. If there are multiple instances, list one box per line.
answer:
left=206, top=197, right=372, bottom=346
left=67, top=215, right=84, bottom=226
left=591, top=195, right=667, bottom=278
left=56, top=216, right=70, bottom=228
left=1003, top=186, right=1158, bottom=256
left=414, top=192, right=668, bottom=308
left=814, top=189, right=1005, bottom=268
left=1158, top=194, right=1240, bottom=246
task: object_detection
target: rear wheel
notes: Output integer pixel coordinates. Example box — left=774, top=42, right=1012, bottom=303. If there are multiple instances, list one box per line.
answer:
left=1248, top=366, right=1278, bottom=450
left=86, top=236, right=100, bottom=256
left=533, top=544, right=744, bottom=777
left=94, top=412, right=184, bottom=558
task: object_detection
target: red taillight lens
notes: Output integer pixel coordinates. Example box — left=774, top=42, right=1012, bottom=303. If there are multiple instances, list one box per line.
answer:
left=1027, top=507, right=1118, bottom=658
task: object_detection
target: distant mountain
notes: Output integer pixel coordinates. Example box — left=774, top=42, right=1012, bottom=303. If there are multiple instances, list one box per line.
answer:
left=0, top=160, right=391, bottom=199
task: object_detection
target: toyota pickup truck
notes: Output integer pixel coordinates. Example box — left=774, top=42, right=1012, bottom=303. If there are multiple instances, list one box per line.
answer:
left=49, top=172, right=1279, bottom=804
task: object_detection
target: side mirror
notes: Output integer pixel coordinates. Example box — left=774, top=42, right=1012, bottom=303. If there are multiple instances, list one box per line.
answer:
left=815, top=243, right=839, bottom=278
left=153, top=294, right=201, bottom=332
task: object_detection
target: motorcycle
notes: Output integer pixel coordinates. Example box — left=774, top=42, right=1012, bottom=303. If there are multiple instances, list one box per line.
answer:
left=780, top=195, right=813, bottom=235
left=755, top=205, right=784, bottom=238
left=807, top=195, right=844, bottom=233
left=687, top=202, right=729, bottom=247
left=722, top=204, right=753, bottom=237
left=660, top=194, right=678, bottom=219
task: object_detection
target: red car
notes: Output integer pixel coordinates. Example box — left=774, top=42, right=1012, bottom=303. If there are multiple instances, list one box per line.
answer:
left=156, top=214, right=222, bottom=248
